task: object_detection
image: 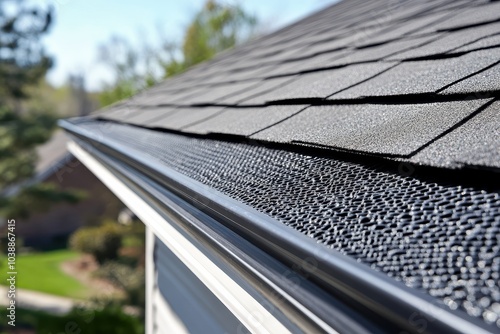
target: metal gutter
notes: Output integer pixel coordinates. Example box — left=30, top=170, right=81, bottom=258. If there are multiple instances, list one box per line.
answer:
left=60, top=118, right=497, bottom=334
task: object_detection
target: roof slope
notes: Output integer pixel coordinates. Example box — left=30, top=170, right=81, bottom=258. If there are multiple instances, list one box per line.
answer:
left=94, top=0, right=500, bottom=170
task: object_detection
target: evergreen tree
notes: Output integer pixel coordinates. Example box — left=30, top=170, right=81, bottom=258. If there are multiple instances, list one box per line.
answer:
left=0, top=1, right=80, bottom=218
left=0, top=1, right=52, bottom=105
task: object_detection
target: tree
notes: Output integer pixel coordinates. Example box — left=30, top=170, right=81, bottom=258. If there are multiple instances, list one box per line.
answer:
left=175, top=0, right=257, bottom=72
left=0, top=1, right=80, bottom=219
left=0, top=1, right=53, bottom=106
left=97, top=36, right=155, bottom=107
left=98, top=0, right=258, bottom=106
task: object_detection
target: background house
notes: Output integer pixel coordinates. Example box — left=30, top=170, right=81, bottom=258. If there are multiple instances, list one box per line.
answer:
left=3, top=131, right=122, bottom=248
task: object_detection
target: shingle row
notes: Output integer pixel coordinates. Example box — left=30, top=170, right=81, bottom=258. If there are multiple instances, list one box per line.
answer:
left=95, top=0, right=500, bottom=169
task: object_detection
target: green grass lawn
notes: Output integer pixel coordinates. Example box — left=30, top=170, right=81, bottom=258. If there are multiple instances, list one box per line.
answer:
left=0, top=249, right=89, bottom=299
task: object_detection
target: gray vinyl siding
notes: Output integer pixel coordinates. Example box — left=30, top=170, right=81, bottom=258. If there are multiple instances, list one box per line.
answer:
left=149, top=234, right=248, bottom=334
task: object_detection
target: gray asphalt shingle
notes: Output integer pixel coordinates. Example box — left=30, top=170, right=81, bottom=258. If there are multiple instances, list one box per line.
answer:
left=329, top=35, right=442, bottom=66
left=453, top=34, right=500, bottom=52
left=181, top=81, right=262, bottom=105
left=183, top=105, right=306, bottom=135
left=243, top=62, right=396, bottom=104
left=440, top=62, right=500, bottom=94
left=231, top=76, right=298, bottom=104
left=411, top=100, right=500, bottom=168
left=333, top=50, right=500, bottom=98
left=252, top=99, right=490, bottom=156
left=430, top=1, right=500, bottom=31
left=360, top=10, right=455, bottom=45
left=284, top=49, right=354, bottom=73
left=97, top=103, right=139, bottom=122
left=146, top=106, right=225, bottom=129
left=389, top=22, right=500, bottom=60
left=125, top=106, right=179, bottom=125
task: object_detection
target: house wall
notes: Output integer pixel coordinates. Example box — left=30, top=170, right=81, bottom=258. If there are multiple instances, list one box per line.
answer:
left=148, top=231, right=247, bottom=334
left=15, top=157, right=123, bottom=248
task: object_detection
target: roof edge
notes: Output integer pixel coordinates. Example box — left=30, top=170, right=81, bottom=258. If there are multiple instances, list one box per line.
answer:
left=60, top=118, right=496, bottom=334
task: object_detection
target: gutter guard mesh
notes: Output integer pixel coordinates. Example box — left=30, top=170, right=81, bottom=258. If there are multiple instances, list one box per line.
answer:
left=74, top=119, right=500, bottom=328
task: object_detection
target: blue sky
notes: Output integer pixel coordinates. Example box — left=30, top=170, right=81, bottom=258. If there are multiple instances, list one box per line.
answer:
left=37, top=0, right=335, bottom=91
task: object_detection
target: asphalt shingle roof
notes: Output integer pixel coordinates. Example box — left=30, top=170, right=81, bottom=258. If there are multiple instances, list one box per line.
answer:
left=93, top=0, right=500, bottom=171
left=252, top=100, right=491, bottom=156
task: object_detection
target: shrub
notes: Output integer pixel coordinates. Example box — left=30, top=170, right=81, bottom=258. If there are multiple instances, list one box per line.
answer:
left=0, top=304, right=143, bottom=334
left=37, top=303, right=144, bottom=334
left=93, top=261, right=145, bottom=308
left=69, top=222, right=122, bottom=264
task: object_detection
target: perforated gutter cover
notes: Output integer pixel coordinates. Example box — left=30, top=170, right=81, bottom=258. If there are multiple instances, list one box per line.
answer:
left=60, top=0, right=500, bottom=332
